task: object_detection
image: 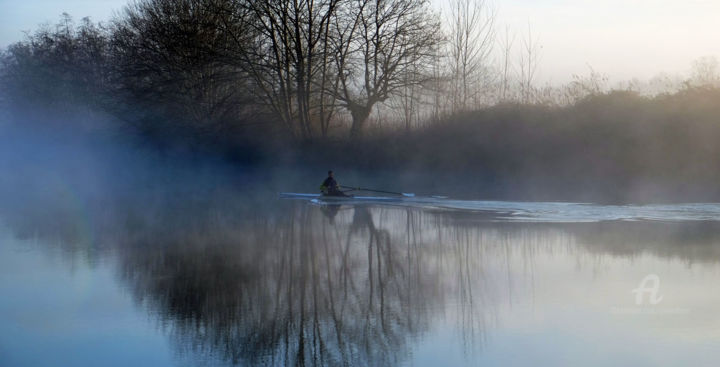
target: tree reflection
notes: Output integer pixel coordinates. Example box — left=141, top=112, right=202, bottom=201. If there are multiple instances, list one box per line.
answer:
left=6, top=190, right=720, bottom=366
left=119, top=203, right=444, bottom=366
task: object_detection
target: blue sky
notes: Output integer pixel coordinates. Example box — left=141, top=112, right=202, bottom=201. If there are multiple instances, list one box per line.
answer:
left=2, top=0, right=719, bottom=84
left=0, top=0, right=126, bottom=46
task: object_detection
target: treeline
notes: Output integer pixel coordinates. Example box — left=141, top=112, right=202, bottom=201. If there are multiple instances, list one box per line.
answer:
left=3, top=0, right=720, bottom=201
left=0, top=0, right=612, bottom=142
left=0, top=0, right=445, bottom=141
left=3, top=0, right=719, bottom=142
left=305, top=88, right=720, bottom=202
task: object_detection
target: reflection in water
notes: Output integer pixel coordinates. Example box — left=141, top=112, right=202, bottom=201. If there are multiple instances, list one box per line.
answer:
left=3, top=189, right=720, bottom=366
left=120, top=203, right=442, bottom=366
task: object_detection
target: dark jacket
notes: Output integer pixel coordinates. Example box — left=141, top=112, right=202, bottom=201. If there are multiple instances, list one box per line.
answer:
left=322, top=176, right=338, bottom=189
left=321, top=176, right=340, bottom=194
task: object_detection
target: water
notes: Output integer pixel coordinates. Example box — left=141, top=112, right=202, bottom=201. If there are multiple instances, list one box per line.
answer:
left=2, top=188, right=720, bottom=366
left=284, top=193, right=720, bottom=222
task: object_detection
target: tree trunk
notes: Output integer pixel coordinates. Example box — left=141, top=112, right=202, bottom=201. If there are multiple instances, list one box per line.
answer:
left=349, top=104, right=372, bottom=138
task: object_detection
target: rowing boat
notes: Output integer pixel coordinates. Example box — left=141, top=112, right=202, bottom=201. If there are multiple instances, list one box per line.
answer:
left=279, top=192, right=405, bottom=202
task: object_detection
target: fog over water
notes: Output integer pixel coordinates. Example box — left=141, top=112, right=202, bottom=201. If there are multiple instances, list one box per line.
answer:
left=2, top=128, right=720, bottom=366
left=3, top=0, right=720, bottom=364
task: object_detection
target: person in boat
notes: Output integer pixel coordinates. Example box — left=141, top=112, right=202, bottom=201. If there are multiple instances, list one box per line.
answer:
left=320, top=170, right=347, bottom=196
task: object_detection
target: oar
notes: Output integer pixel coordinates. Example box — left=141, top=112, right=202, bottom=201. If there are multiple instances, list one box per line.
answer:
left=340, top=185, right=415, bottom=197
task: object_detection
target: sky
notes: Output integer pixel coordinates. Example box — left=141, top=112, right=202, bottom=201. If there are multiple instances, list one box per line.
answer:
left=0, top=0, right=127, bottom=46
left=2, top=0, right=720, bottom=84
left=493, top=0, right=720, bottom=84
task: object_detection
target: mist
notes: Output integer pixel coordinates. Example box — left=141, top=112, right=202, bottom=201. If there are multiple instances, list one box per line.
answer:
left=3, top=1, right=720, bottom=366
left=3, top=1, right=720, bottom=203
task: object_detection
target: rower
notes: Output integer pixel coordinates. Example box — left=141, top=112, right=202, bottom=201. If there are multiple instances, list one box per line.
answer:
left=320, top=170, right=346, bottom=196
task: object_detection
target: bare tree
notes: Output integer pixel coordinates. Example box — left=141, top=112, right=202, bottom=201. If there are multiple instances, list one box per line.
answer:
left=389, top=63, right=419, bottom=132
left=563, top=65, right=608, bottom=103
left=690, top=56, right=720, bottom=87
left=219, top=0, right=340, bottom=139
left=110, top=0, right=253, bottom=135
left=1, top=14, right=112, bottom=121
left=315, top=36, right=339, bottom=136
left=331, top=0, right=442, bottom=137
left=498, top=24, right=515, bottom=102
left=429, top=42, right=445, bottom=123
left=448, top=0, right=495, bottom=112
left=518, top=22, right=540, bottom=104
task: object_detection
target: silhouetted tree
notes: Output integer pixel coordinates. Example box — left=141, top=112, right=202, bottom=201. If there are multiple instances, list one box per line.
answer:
left=218, top=0, right=341, bottom=139
left=109, top=0, right=255, bottom=137
left=448, top=0, right=495, bottom=111
left=497, top=25, right=515, bottom=102
left=689, top=56, right=720, bottom=87
left=518, top=23, right=540, bottom=104
left=0, top=14, right=111, bottom=122
left=331, top=0, right=442, bottom=137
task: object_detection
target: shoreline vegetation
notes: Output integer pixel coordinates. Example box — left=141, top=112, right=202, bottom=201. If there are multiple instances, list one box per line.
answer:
left=2, top=0, right=720, bottom=203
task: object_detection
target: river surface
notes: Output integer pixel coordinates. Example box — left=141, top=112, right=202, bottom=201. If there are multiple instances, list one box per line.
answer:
left=2, top=186, right=720, bottom=366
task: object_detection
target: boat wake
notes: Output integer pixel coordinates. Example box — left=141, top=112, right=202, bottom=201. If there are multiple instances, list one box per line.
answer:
left=279, top=193, right=720, bottom=223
